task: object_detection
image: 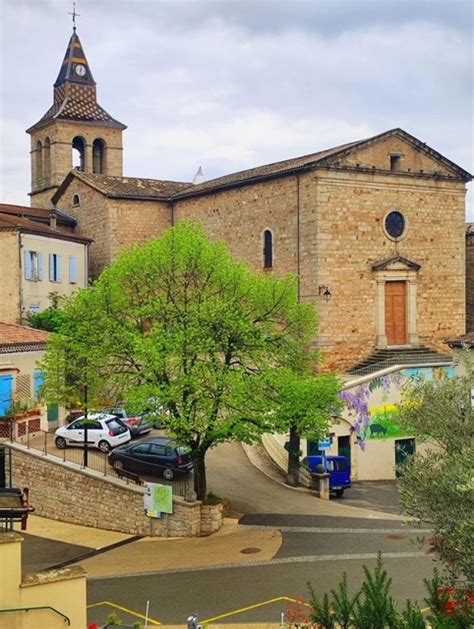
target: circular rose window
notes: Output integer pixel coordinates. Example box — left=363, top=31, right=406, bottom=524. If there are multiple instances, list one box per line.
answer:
left=384, top=211, right=406, bottom=240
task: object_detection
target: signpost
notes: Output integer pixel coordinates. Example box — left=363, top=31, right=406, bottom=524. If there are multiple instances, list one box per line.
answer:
left=318, top=438, right=332, bottom=472
left=144, top=482, right=173, bottom=518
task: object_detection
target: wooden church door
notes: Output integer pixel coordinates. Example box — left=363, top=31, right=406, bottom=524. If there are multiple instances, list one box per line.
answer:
left=385, top=281, right=407, bottom=345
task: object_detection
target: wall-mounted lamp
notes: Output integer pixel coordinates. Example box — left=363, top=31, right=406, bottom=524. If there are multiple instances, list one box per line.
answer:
left=318, top=285, right=332, bottom=302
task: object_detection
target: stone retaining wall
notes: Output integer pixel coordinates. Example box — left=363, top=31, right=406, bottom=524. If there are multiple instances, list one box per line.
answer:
left=9, top=443, right=222, bottom=537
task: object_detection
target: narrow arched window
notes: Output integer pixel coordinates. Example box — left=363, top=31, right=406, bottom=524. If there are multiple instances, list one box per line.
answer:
left=72, top=136, right=86, bottom=171
left=36, top=141, right=43, bottom=183
left=93, top=138, right=106, bottom=174
left=72, top=194, right=80, bottom=207
left=43, top=137, right=51, bottom=183
left=263, top=229, right=273, bottom=269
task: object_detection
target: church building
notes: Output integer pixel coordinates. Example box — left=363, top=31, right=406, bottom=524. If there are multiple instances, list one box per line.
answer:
left=26, top=28, right=472, bottom=373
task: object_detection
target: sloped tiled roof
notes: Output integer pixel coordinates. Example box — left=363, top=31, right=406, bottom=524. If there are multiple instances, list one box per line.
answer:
left=172, top=128, right=472, bottom=199
left=172, top=138, right=363, bottom=198
left=0, top=322, right=50, bottom=354
left=0, top=212, right=91, bottom=244
left=0, top=203, right=76, bottom=228
left=54, top=172, right=192, bottom=203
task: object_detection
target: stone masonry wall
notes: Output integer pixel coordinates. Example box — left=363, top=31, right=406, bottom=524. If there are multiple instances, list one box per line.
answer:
left=467, top=229, right=474, bottom=332
left=10, top=443, right=215, bottom=537
left=0, top=232, right=20, bottom=324
left=60, top=178, right=111, bottom=279
left=108, top=198, right=172, bottom=264
left=174, top=138, right=467, bottom=372
left=311, top=169, right=466, bottom=371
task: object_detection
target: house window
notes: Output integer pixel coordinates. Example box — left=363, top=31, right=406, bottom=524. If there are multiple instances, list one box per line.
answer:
left=69, top=255, right=78, bottom=284
left=263, top=229, right=273, bottom=269
left=49, top=253, right=62, bottom=282
left=72, top=194, right=80, bottom=206
left=0, top=375, right=13, bottom=417
left=24, top=250, right=44, bottom=281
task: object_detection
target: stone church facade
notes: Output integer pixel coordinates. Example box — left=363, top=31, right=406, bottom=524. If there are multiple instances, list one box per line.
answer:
left=26, top=29, right=472, bottom=372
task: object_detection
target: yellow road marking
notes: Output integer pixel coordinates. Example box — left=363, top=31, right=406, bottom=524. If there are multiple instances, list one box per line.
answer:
left=87, top=600, right=161, bottom=625
left=202, top=596, right=310, bottom=625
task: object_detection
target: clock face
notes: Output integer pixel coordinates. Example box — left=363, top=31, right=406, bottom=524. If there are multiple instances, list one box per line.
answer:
left=74, top=64, right=87, bottom=77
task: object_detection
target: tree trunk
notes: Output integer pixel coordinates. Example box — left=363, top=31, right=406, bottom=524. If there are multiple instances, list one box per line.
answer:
left=287, top=423, right=301, bottom=487
left=193, top=451, right=207, bottom=501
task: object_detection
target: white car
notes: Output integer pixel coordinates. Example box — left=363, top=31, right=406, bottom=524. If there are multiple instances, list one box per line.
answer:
left=54, top=413, right=131, bottom=453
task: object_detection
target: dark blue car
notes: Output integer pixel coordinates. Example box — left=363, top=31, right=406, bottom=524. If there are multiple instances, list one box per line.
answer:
left=302, top=455, right=351, bottom=497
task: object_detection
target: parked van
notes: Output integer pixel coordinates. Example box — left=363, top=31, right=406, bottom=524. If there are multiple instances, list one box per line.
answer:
left=302, top=455, right=351, bottom=497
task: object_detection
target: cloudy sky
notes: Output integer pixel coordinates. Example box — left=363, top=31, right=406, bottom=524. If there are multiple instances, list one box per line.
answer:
left=1, top=0, right=473, bottom=219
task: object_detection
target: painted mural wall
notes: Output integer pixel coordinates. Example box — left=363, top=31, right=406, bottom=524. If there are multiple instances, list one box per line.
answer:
left=335, top=364, right=454, bottom=480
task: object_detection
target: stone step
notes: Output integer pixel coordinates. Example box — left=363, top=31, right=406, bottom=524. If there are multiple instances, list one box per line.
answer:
left=349, top=346, right=451, bottom=377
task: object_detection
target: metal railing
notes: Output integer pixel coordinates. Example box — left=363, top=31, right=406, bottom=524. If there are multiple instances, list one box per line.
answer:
left=4, top=423, right=192, bottom=499
left=0, top=605, right=70, bottom=625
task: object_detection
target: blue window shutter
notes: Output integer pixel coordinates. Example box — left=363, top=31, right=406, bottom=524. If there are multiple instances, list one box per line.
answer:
left=37, top=252, right=44, bottom=281
left=49, top=253, right=54, bottom=281
left=69, top=255, right=78, bottom=283
left=0, top=376, right=13, bottom=417
left=56, top=254, right=62, bottom=282
left=24, top=250, right=32, bottom=280
left=34, top=371, right=45, bottom=402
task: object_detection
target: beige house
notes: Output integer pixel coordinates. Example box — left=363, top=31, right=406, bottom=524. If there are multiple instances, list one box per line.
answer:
left=0, top=205, right=90, bottom=324
left=467, top=224, right=474, bottom=332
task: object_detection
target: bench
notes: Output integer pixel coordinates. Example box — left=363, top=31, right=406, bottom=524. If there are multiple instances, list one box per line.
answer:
left=115, top=467, right=143, bottom=485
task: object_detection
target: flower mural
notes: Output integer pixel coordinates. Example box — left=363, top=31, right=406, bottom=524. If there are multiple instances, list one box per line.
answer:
left=341, top=365, right=455, bottom=449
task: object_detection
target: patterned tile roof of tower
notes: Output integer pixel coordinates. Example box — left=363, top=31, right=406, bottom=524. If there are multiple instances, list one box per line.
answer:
left=64, top=172, right=192, bottom=200
left=0, top=211, right=91, bottom=244
left=0, top=322, right=50, bottom=353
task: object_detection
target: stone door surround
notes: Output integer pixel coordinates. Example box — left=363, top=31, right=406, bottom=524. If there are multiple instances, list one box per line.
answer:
left=372, top=256, right=421, bottom=348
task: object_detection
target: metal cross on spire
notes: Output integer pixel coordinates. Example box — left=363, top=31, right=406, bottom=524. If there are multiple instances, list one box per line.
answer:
left=68, top=2, right=80, bottom=31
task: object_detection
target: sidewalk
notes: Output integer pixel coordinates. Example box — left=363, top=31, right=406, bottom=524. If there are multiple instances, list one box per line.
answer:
left=19, top=515, right=282, bottom=578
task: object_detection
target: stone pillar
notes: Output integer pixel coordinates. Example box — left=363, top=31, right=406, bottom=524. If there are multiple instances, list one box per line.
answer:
left=311, top=473, right=330, bottom=500
left=376, top=279, right=388, bottom=348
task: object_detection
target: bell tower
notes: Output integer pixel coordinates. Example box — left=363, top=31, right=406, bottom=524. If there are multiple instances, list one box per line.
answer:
left=26, top=27, right=126, bottom=208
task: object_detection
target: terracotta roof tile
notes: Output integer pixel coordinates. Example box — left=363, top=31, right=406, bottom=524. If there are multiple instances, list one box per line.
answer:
left=0, top=212, right=91, bottom=244
left=0, top=203, right=76, bottom=228
left=74, top=172, right=192, bottom=199
left=0, top=322, right=49, bottom=353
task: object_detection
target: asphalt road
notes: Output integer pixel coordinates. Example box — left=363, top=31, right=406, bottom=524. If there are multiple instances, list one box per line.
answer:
left=87, top=552, right=435, bottom=625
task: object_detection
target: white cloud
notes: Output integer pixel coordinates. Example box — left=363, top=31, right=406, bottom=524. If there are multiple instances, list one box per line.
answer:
left=0, top=0, right=472, bottom=218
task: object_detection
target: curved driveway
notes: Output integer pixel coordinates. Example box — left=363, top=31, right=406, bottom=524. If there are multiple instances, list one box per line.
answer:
left=206, top=442, right=401, bottom=520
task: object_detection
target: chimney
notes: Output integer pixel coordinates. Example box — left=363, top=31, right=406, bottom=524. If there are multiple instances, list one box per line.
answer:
left=49, top=208, right=57, bottom=229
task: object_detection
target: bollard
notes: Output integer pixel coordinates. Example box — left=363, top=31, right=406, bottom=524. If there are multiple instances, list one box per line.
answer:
left=310, top=472, right=330, bottom=500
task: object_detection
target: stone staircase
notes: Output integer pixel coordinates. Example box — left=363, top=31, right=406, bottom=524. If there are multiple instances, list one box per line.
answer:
left=349, top=346, right=451, bottom=377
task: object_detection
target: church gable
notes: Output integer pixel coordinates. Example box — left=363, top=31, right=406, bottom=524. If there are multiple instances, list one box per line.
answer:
left=324, top=129, right=470, bottom=180
left=372, top=256, right=421, bottom=273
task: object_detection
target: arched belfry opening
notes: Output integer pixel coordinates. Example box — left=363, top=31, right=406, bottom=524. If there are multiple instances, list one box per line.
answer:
left=43, top=137, right=51, bottom=184
left=72, top=136, right=86, bottom=171
left=35, top=140, right=43, bottom=186
left=92, top=138, right=107, bottom=174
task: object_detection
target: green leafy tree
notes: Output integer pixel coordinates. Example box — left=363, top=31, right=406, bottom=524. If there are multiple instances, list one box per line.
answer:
left=270, top=368, right=342, bottom=486
left=42, top=222, right=325, bottom=500
left=398, top=350, right=474, bottom=584
left=28, top=292, right=66, bottom=332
